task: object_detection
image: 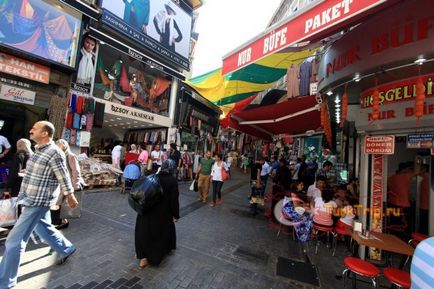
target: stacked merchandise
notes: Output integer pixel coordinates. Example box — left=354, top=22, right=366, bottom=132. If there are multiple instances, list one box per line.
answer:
left=78, top=155, right=122, bottom=188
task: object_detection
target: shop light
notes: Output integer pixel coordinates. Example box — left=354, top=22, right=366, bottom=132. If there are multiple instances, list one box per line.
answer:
left=334, top=96, right=340, bottom=104
left=327, top=90, right=333, bottom=96
left=335, top=104, right=341, bottom=108
left=353, top=73, right=361, bottom=82
left=414, top=56, right=426, bottom=65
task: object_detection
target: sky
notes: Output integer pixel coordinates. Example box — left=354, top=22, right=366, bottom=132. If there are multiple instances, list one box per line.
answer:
left=191, top=0, right=282, bottom=78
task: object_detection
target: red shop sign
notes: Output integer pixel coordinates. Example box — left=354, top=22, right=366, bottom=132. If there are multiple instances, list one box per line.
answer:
left=222, top=0, right=390, bottom=75
left=361, top=74, right=434, bottom=109
left=365, top=135, right=395, bottom=155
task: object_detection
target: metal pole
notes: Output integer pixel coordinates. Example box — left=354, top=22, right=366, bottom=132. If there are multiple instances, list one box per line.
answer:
left=168, top=78, right=178, bottom=125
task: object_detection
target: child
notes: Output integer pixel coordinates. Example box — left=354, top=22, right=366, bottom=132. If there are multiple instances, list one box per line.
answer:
left=241, top=154, right=249, bottom=173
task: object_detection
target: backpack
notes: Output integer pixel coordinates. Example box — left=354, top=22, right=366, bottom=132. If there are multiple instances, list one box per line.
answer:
left=128, top=173, right=163, bottom=214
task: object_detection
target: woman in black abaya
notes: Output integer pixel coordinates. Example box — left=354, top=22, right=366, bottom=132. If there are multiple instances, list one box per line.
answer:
left=135, top=159, right=180, bottom=268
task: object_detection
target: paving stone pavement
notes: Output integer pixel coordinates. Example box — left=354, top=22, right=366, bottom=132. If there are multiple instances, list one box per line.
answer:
left=0, top=169, right=367, bottom=289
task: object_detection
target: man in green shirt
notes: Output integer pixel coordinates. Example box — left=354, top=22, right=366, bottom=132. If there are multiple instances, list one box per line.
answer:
left=196, top=150, right=214, bottom=203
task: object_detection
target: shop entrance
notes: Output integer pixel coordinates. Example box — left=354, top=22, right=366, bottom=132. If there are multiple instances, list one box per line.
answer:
left=385, top=136, right=433, bottom=237
left=0, top=101, right=46, bottom=153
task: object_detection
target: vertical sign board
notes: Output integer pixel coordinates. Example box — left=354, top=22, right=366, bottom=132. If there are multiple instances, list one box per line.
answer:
left=369, top=154, right=384, bottom=260
left=364, top=136, right=394, bottom=260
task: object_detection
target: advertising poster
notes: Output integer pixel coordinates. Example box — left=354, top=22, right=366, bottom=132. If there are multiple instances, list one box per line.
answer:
left=93, top=44, right=170, bottom=116
left=0, top=0, right=82, bottom=68
left=369, top=154, right=384, bottom=260
left=71, top=33, right=99, bottom=94
left=101, top=0, right=192, bottom=70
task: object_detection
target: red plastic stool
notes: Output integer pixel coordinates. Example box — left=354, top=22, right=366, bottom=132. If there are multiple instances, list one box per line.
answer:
left=383, top=268, right=410, bottom=289
left=333, top=224, right=354, bottom=256
left=312, top=224, right=336, bottom=255
left=342, top=257, right=380, bottom=288
left=408, top=232, right=428, bottom=247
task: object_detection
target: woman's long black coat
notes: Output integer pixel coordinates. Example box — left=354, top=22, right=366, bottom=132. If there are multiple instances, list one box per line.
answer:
left=134, top=173, right=180, bottom=266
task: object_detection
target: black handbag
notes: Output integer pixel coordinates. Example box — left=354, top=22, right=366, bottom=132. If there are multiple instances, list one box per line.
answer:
left=128, top=174, right=163, bottom=214
left=194, top=179, right=198, bottom=192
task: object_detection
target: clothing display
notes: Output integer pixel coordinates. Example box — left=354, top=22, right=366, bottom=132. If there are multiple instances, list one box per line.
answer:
left=299, top=61, right=312, bottom=96
left=287, top=64, right=300, bottom=98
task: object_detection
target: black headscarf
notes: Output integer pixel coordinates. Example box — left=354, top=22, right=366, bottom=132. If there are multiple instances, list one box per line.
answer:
left=159, top=159, right=176, bottom=175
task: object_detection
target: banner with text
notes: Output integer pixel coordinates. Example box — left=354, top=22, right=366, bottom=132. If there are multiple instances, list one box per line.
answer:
left=222, top=0, right=389, bottom=75
left=0, top=83, right=35, bottom=105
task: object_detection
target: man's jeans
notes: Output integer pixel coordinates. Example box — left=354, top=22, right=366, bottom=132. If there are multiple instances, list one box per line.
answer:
left=0, top=206, right=75, bottom=289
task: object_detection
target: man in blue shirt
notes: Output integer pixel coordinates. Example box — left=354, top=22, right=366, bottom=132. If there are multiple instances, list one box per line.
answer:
left=0, top=121, right=78, bottom=289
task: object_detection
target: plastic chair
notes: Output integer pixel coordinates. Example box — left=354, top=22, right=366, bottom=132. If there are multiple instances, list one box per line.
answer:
left=312, top=223, right=337, bottom=255
left=342, top=257, right=380, bottom=289
left=383, top=268, right=410, bottom=289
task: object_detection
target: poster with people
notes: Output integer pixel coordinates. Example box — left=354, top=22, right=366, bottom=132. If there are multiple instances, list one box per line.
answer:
left=0, top=0, right=82, bottom=68
left=71, top=33, right=99, bottom=94
left=93, top=44, right=170, bottom=116
left=101, top=0, right=192, bottom=71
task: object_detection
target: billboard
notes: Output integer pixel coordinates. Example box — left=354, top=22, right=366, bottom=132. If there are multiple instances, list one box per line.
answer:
left=93, top=44, right=171, bottom=117
left=101, top=0, right=192, bottom=71
left=0, top=0, right=82, bottom=68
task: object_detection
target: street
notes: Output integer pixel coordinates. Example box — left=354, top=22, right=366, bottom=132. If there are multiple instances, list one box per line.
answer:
left=2, top=169, right=349, bottom=289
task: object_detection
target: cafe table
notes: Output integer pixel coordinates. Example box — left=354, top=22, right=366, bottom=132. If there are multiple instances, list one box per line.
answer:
left=349, top=230, right=414, bottom=268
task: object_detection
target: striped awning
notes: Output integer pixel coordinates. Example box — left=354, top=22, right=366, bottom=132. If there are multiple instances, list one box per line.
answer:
left=186, top=49, right=317, bottom=107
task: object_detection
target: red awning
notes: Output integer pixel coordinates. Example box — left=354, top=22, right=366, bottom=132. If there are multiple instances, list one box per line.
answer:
left=231, top=95, right=321, bottom=136
left=222, top=0, right=398, bottom=75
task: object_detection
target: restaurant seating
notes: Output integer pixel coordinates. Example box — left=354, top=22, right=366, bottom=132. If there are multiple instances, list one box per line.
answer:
left=312, top=224, right=336, bottom=255
left=383, top=268, right=410, bottom=289
left=408, top=232, right=428, bottom=247
left=333, top=225, right=354, bottom=256
left=342, top=257, right=380, bottom=289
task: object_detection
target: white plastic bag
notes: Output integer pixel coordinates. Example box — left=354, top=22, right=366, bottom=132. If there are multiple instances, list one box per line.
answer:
left=0, top=196, right=18, bottom=227
left=189, top=180, right=196, bottom=191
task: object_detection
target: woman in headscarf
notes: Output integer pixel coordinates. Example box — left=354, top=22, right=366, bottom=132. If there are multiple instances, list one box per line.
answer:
left=5, top=138, right=33, bottom=197
left=51, top=139, right=86, bottom=229
left=135, top=159, right=180, bottom=268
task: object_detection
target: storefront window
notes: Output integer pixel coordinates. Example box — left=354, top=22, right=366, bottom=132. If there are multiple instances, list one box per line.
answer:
left=93, top=44, right=171, bottom=116
left=0, top=0, right=82, bottom=68
left=181, top=130, right=198, bottom=152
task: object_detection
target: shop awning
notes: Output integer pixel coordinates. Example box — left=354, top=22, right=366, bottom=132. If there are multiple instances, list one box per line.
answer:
left=232, top=95, right=321, bottom=136
left=186, top=48, right=316, bottom=106
left=222, top=0, right=397, bottom=75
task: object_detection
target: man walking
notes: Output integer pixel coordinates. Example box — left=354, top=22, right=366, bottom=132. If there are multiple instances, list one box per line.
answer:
left=196, top=150, right=214, bottom=203
left=0, top=121, right=78, bottom=289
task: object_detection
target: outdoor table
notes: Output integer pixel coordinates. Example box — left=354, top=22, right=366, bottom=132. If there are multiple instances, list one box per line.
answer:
left=350, top=231, right=414, bottom=257
left=349, top=229, right=414, bottom=268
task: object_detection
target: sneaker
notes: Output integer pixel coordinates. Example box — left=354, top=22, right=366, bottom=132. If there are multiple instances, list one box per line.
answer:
left=209, top=203, right=216, bottom=207
left=57, top=248, right=76, bottom=265
left=216, top=199, right=223, bottom=205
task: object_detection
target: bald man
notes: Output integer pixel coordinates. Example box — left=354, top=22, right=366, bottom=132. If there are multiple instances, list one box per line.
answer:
left=0, top=121, right=78, bottom=289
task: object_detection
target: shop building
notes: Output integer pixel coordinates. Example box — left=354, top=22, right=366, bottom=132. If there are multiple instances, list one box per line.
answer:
left=0, top=0, right=84, bottom=156
left=316, top=0, right=434, bottom=255
left=55, top=0, right=203, bottom=158
left=175, top=84, right=220, bottom=154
